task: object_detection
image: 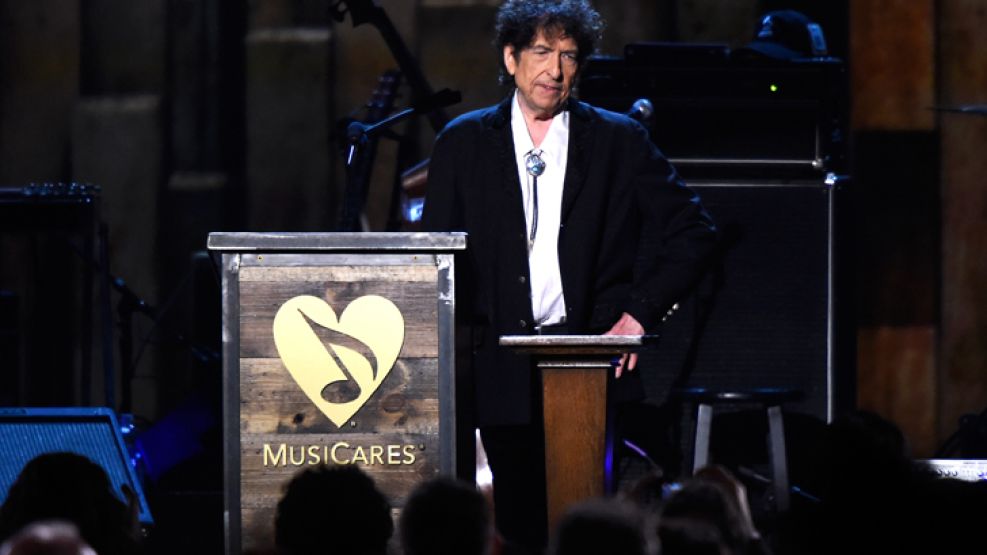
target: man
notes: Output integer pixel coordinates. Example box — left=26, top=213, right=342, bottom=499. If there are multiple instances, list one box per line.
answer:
left=422, top=0, right=716, bottom=551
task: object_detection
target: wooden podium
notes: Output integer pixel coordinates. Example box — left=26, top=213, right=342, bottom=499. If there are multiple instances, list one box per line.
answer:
left=499, top=334, right=655, bottom=530
left=208, top=232, right=466, bottom=554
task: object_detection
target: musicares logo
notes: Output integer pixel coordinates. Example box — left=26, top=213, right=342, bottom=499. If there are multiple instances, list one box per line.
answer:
left=272, top=295, right=405, bottom=427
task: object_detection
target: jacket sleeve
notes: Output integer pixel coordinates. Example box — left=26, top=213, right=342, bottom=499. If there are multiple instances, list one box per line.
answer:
left=421, top=126, right=462, bottom=233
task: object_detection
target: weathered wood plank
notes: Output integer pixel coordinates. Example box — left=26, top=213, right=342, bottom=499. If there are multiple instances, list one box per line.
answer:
left=240, top=357, right=440, bottom=434
left=240, top=432, right=441, bottom=502
left=239, top=279, right=439, bottom=359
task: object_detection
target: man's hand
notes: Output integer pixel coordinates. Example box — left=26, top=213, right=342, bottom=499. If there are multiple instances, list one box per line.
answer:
left=604, top=312, right=644, bottom=378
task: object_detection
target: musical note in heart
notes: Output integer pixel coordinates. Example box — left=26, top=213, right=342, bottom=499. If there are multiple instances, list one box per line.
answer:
left=272, top=295, right=404, bottom=427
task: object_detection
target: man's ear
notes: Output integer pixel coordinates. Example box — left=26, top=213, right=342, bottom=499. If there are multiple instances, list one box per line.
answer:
left=503, top=45, right=517, bottom=76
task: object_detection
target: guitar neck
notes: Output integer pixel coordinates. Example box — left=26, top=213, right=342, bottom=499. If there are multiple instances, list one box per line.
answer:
left=363, top=5, right=450, bottom=133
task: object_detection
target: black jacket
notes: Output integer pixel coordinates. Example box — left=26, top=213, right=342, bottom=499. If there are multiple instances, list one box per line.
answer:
left=423, top=95, right=716, bottom=425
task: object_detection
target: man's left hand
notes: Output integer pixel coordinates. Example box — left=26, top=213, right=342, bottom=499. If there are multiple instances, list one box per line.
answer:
left=604, top=312, right=645, bottom=378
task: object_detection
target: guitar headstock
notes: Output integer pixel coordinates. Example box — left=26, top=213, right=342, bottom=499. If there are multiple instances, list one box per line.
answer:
left=329, top=0, right=379, bottom=28
left=364, top=70, right=403, bottom=123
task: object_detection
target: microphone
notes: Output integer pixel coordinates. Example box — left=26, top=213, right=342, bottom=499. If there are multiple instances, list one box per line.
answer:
left=625, top=98, right=654, bottom=124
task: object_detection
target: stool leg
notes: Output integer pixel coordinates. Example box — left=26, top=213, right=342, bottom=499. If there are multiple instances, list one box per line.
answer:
left=693, top=403, right=713, bottom=474
left=767, top=405, right=790, bottom=511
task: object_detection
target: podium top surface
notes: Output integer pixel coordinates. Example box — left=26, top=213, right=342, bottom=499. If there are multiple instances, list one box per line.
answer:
left=207, top=232, right=466, bottom=252
left=499, top=334, right=658, bottom=355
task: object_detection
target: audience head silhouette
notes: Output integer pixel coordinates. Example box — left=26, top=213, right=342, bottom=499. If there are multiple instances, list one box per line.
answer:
left=658, top=479, right=748, bottom=555
left=0, top=521, right=96, bottom=555
left=274, top=464, right=392, bottom=555
left=400, top=477, right=491, bottom=555
left=655, top=517, right=725, bottom=555
left=0, top=452, right=139, bottom=555
left=551, top=498, right=652, bottom=555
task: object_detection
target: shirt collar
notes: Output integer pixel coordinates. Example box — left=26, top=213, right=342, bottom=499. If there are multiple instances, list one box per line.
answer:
left=510, top=90, right=570, bottom=158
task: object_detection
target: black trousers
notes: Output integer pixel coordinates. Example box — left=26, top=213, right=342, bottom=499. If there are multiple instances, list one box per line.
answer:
left=480, top=423, right=548, bottom=554
left=478, top=322, right=572, bottom=554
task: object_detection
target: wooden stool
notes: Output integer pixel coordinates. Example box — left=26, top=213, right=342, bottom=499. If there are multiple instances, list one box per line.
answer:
left=673, top=387, right=803, bottom=511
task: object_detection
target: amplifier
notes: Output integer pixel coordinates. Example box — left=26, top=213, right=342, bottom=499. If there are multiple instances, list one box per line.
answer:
left=580, top=45, right=846, bottom=176
left=0, top=407, right=153, bottom=525
left=638, top=176, right=854, bottom=423
left=0, top=183, right=100, bottom=232
left=0, top=182, right=105, bottom=406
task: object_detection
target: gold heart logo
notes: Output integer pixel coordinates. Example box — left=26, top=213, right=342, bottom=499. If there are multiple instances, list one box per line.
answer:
left=272, top=295, right=405, bottom=427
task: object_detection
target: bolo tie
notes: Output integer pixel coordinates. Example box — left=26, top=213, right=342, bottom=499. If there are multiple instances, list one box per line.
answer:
left=524, top=148, right=546, bottom=250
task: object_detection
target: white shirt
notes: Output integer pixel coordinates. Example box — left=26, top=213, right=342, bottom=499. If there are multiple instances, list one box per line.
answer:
left=510, top=91, right=568, bottom=327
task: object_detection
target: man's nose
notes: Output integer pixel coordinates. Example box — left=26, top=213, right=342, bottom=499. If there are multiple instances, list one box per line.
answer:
left=546, top=53, right=563, bottom=79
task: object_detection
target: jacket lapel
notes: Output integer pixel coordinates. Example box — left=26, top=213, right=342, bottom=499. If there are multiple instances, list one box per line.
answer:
left=485, top=95, right=529, bottom=242
left=561, top=99, right=593, bottom=223
left=485, top=96, right=521, bottom=200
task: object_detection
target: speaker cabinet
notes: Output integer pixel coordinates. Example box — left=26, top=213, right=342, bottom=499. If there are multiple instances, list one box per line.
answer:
left=641, top=177, right=854, bottom=423
left=0, top=407, right=153, bottom=524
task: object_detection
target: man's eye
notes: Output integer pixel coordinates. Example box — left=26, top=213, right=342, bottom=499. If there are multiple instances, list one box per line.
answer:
left=562, top=53, right=578, bottom=63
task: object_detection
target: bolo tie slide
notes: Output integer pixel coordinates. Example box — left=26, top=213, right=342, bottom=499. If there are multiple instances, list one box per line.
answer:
left=524, top=149, right=545, bottom=249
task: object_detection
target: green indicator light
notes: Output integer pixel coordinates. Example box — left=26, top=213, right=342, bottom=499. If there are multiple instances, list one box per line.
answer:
left=770, top=84, right=779, bottom=92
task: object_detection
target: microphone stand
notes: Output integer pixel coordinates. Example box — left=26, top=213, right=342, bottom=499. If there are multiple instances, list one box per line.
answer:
left=112, top=275, right=221, bottom=414
left=61, top=224, right=219, bottom=413
left=114, top=276, right=152, bottom=414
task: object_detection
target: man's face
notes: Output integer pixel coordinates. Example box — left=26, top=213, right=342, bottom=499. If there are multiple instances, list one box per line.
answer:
left=504, top=29, right=579, bottom=120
